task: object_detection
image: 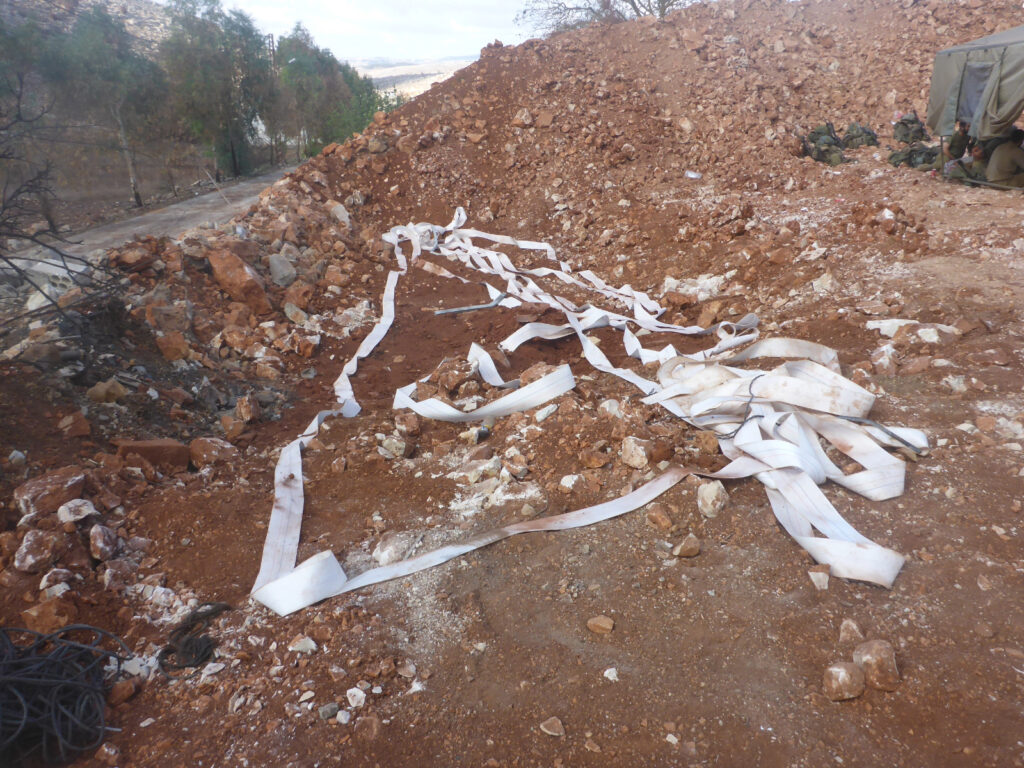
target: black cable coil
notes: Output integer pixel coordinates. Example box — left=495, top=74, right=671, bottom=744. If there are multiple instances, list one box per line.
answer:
left=0, top=624, right=130, bottom=767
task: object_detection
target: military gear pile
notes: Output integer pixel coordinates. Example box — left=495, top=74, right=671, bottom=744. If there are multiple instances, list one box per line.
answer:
left=802, top=121, right=878, bottom=165
left=888, top=142, right=940, bottom=168
left=802, top=123, right=847, bottom=165
left=841, top=122, right=879, bottom=149
left=893, top=112, right=930, bottom=144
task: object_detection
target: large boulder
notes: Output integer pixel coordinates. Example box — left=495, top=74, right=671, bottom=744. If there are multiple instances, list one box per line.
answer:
left=207, top=249, right=272, bottom=315
left=14, top=466, right=87, bottom=523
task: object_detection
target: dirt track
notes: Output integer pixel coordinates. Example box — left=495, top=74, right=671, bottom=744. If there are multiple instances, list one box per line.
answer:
left=1, top=1, right=1023, bottom=766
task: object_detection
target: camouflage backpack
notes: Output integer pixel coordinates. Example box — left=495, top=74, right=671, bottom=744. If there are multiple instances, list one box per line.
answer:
left=802, top=123, right=846, bottom=166
left=893, top=113, right=930, bottom=144
left=842, top=122, right=879, bottom=149
left=888, top=142, right=939, bottom=168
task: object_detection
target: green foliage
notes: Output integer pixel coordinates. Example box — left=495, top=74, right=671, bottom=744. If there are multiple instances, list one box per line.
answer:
left=269, top=24, right=404, bottom=158
left=47, top=9, right=168, bottom=140
left=161, top=0, right=274, bottom=176
left=0, top=19, right=50, bottom=135
left=4, top=0, right=402, bottom=198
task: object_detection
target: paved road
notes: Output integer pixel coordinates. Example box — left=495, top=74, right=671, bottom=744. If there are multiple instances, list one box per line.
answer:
left=7, top=166, right=295, bottom=278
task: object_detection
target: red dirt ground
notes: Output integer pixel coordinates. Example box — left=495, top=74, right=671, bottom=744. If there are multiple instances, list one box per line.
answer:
left=2, top=0, right=1023, bottom=766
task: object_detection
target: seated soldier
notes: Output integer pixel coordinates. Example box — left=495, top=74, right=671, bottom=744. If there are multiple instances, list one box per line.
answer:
left=944, top=120, right=971, bottom=161
left=922, top=120, right=971, bottom=171
left=947, top=144, right=988, bottom=181
left=986, top=128, right=1024, bottom=187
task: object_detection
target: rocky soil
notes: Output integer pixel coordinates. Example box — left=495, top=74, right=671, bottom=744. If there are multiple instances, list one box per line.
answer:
left=1, top=0, right=1023, bottom=766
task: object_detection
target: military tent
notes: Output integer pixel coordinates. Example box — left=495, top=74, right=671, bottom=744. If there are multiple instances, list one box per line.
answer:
left=926, top=25, right=1024, bottom=140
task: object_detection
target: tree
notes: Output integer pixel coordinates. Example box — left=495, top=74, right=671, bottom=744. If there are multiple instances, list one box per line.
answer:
left=162, top=0, right=274, bottom=177
left=274, top=24, right=354, bottom=158
left=1, top=20, right=56, bottom=249
left=269, top=25, right=405, bottom=158
left=516, top=0, right=689, bottom=34
left=47, top=8, right=168, bottom=207
left=0, top=20, right=120, bottom=335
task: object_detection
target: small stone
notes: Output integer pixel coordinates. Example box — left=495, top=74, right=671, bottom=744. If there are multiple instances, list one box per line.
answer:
left=319, top=702, right=340, bottom=720
left=467, top=445, right=494, bottom=462
left=8, top=450, right=26, bottom=467
left=587, top=615, right=614, bottom=634
left=201, top=662, right=225, bottom=679
left=189, top=437, right=240, bottom=469
left=598, top=399, right=623, bottom=418
left=853, top=640, right=900, bottom=691
left=287, top=636, right=317, bottom=654
left=107, top=678, right=140, bottom=706
left=539, top=716, right=564, bottom=737
left=57, top=498, right=98, bottom=524
left=234, top=394, right=261, bottom=424
left=156, top=331, right=191, bottom=361
left=14, top=466, right=87, bottom=520
left=372, top=531, right=416, bottom=566
left=268, top=253, right=297, bottom=287
left=114, top=439, right=190, bottom=471
left=839, top=619, right=864, bottom=644
left=39, top=568, right=73, bottom=590
left=808, top=565, right=830, bottom=591
left=580, top=450, right=609, bottom=468
left=86, top=378, right=128, bottom=403
left=58, top=411, right=91, bottom=438
left=395, top=413, right=420, bottom=436
left=397, top=661, right=417, bottom=678
left=44, top=582, right=71, bottom=599
left=347, top=687, right=367, bottom=708
left=645, top=503, right=672, bottom=530
left=671, top=533, right=701, bottom=558
left=379, top=436, right=408, bottom=460
left=823, top=662, right=866, bottom=701
left=283, top=302, right=308, bottom=324
left=89, top=525, right=118, bottom=561
left=696, top=480, right=728, bottom=518
left=14, top=530, right=63, bottom=573
left=511, top=107, right=534, bottom=128
left=621, top=436, right=651, bottom=469
left=336, top=710, right=352, bottom=725
left=559, top=474, right=581, bottom=492
left=603, top=667, right=619, bottom=682
left=534, top=404, right=558, bottom=423
left=329, top=202, right=350, bottom=227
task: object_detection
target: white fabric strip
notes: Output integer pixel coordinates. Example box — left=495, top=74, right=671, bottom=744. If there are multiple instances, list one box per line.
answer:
left=252, top=467, right=688, bottom=615
left=251, top=208, right=928, bottom=615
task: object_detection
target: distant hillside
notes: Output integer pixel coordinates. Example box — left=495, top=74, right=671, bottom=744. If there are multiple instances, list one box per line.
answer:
left=0, top=0, right=171, bottom=54
left=359, top=58, right=476, bottom=98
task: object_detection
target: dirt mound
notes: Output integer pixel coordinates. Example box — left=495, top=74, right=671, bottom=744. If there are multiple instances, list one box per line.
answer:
left=2, top=1, right=1024, bottom=766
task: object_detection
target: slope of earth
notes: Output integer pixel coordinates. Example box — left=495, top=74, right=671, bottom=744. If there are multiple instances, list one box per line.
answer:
left=1, top=0, right=1023, bottom=767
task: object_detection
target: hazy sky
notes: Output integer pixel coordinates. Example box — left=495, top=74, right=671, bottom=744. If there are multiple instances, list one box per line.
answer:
left=225, top=0, right=530, bottom=64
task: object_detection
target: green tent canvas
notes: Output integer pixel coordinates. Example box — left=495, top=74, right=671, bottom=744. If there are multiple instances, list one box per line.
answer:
left=927, top=25, right=1024, bottom=140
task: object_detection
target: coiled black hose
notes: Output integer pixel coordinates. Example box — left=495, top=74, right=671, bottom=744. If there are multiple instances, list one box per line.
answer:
left=0, top=625, right=130, bottom=767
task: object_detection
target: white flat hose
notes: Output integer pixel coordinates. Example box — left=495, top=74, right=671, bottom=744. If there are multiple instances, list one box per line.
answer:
left=250, top=208, right=926, bottom=614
